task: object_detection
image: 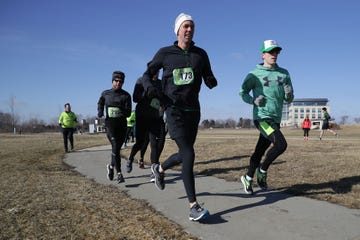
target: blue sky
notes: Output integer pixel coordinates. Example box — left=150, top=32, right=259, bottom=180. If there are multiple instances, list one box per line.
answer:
left=1, top=0, right=359, bottom=124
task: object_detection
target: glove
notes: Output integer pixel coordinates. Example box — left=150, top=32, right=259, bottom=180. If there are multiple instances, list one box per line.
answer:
left=97, top=113, right=103, bottom=118
left=253, top=95, right=265, bottom=106
left=147, top=86, right=159, bottom=99
left=284, top=84, right=293, bottom=96
left=204, top=76, right=218, bottom=89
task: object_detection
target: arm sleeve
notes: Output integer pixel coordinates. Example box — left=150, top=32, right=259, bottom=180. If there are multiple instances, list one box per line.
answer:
left=239, top=73, right=256, bottom=105
left=97, top=94, right=105, bottom=118
left=123, top=94, right=132, bottom=118
left=202, top=51, right=218, bottom=89
left=284, top=75, right=294, bottom=103
left=133, top=78, right=145, bottom=103
left=142, top=51, right=163, bottom=93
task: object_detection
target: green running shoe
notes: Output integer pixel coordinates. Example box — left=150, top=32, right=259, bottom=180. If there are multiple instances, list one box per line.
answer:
left=256, top=168, right=268, bottom=190
left=241, top=175, right=253, bottom=195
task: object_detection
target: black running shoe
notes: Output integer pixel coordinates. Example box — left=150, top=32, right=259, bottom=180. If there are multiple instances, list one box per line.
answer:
left=117, top=173, right=125, bottom=183
left=107, top=164, right=114, bottom=181
left=138, top=159, right=145, bottom=169
left=151, top=163, right=165, bottom=190
left=189, top=203, right=209, bottom=221
left=149, top=173, right=155, bottom=183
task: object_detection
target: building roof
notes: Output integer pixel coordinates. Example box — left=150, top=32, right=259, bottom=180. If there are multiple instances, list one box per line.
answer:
left=293, top=98, right=329, bottom=102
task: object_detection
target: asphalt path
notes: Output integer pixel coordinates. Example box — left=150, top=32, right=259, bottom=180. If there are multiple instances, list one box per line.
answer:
left=65, top=145, right=360, bottom=240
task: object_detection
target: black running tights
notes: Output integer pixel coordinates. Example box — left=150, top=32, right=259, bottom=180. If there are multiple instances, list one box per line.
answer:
left=247, top=129, right=287, bottom=178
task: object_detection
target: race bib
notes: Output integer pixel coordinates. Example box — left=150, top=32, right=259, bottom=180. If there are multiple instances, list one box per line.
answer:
left=150, top=98, right=160, bottom=110
left=107, top=107, right=122, bottom=118
left=173, top=67, right=194, bottom=85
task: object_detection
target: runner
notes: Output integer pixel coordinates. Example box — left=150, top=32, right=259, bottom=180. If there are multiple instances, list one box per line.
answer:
left=126, top=70, right=166, bottom=176
left=142, top=13, right=218, bottom=221
left=239, top=40, right=294, bottom=195
left=97, top=71, right=132, bottom=183
left=58, top=103, right=78, bottom=153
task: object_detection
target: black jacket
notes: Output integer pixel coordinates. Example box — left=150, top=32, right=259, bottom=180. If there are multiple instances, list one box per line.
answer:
left=142, top=41, right=217, bottom=111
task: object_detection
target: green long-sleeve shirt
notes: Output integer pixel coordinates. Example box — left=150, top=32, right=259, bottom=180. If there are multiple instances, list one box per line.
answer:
left=239, top=63, right=294, bottom=123
left=59, top=111, right=78, bottom=128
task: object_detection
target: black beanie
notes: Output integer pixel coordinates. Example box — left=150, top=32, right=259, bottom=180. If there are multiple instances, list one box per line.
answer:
left=112, top=71, right=125, bottom=81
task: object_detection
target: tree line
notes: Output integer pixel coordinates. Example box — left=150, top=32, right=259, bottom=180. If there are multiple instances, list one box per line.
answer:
left=1, top=110, right=360, bottom=134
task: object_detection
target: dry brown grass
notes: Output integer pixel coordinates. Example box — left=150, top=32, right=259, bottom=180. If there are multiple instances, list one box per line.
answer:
left=1, top=125, right=359, bottom=239
left=0, top=133, right=198, bottom=240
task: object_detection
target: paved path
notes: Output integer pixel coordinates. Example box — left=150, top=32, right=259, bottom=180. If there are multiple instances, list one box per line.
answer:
left=65, top=145, right=360, bottom=240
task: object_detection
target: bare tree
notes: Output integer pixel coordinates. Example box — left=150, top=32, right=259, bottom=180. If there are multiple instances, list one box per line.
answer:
left=8, top=95, right=18, bottom=134
left=339, top=115, right=349, bottom=125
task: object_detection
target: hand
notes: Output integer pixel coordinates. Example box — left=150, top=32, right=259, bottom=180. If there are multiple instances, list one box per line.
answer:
left=97, top=113, right=103, bottom=118
left=253, top=95, right=265, bottom=106
left=204, top=76, right=217, bottom=89
left=147, top=87, right=159, bottom=98
left=284, top=84, right=293, bottom=95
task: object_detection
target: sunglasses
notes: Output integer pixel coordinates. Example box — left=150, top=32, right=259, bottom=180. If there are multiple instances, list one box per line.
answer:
left=266, top=49, right=281, bottom=54
left=113, top=79, right=124, bottom=83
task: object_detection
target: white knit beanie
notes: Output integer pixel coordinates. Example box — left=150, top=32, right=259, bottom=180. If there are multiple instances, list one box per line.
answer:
left=174, top=13, right=194, bottom=35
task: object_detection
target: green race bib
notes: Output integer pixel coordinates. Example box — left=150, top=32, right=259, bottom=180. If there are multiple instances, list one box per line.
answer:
left=150, top=98, right=160, bottom=110
left=173, top=67, right=194, bottom=85
left=108, top=107, right=122, bottom=118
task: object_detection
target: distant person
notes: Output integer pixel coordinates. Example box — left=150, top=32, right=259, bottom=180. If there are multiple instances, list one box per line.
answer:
left=126, top=70, right=166, bottom=177
left=319, top=107, right=338, bottom=140
left=97, top=71, right=132, bottom=183
left=302, top=115, right=311, bottom=140
left=125, top=110, right=136, bottom=147
left=239, top=40, right=294, bottom=195
left=142, top=13, right=218, bottom=222
left=58, top=103, right=78, bottom=153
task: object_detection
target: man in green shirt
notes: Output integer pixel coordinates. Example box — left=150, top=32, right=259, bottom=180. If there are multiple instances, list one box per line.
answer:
left=239, top=40, right=294, bottom=195
left=58, top=103, right=78, bottom=152
left=319, top=107, right=338, bottom=140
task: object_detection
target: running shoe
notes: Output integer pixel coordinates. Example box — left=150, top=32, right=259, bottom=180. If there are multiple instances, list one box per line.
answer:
left=189, top=203, right=209, bottom=221
left=138, top=159, right=145, bottom=169
left=241, top=175, right=254, bottom=195
left=256, top=168, right=268, bottom=190
left=107, top=164, right=114, bottom=181
left=149, top=173, right=155, bottom=183
left=126, top=159, right=133, bottom=173
left=117, top=172, right=125, bottom=183
left=151, top=163, right=165, bottom=190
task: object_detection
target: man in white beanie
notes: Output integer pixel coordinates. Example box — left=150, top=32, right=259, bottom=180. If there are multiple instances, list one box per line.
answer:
left=141, top=12, right=218, bottom=222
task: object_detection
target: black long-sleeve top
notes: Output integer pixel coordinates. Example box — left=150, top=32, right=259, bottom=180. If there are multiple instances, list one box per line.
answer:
left=142, top=41, right=217, bottom=111
left=133, top=77, right=163, bottom=118
left=97, top=88, right=132, bottom=124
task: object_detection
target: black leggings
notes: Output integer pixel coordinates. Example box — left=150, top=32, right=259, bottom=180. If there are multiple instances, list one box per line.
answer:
left=162, top=133, right=197, bottom=203
left=129, top=115, right=165, bottom=164
left=247, top=123, right=287, bottom=178
left=62, top=128, right=74, bottom=151
left=106, top=124, right=126, bottom=173
left=303, top=128, right=310, bottom=137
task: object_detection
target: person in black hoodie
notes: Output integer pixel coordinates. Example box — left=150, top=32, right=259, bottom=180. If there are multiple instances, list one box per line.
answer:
left=126, top=70, right=166, bottom=183
left=142, top=13, right=218, bottom=222
left=98, top=71, right=132, bottom=183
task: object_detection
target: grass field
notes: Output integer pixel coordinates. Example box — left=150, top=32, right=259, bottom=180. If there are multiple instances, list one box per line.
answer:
left=1, top=125, right=359, bottom=239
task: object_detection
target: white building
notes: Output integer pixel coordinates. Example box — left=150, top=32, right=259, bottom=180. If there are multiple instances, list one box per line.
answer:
left=281, top=98, right=330, bottom=129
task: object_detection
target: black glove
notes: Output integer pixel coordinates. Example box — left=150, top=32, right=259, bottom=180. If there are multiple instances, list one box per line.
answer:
left=204, top=76, right=218, bottom=89
left=147, top=87, right=159, bottom=99
left=97, top=113, right=103, bottom=118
